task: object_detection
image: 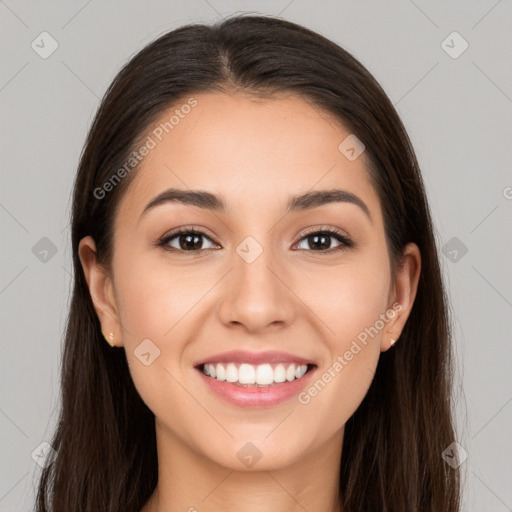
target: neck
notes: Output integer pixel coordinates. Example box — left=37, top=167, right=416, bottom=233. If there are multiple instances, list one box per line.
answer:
left=141, top=420, right=344, bottom=512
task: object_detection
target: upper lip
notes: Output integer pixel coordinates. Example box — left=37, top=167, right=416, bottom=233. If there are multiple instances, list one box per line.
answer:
left=193, top=350, right=316, bottom=367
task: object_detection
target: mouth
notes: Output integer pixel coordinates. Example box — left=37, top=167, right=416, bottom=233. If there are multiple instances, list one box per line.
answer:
left=196, top=361, right=317, bottom=387
left=193, top=353, right=318, bottom=408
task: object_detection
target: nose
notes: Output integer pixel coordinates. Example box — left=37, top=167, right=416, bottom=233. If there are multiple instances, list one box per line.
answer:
left=217, top=242, right=296, bottom=333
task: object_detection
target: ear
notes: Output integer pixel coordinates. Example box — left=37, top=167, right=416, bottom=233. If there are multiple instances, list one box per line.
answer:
left=78, top=236, right=123, bottom=347
left=381, top=242, right=421, bottom=352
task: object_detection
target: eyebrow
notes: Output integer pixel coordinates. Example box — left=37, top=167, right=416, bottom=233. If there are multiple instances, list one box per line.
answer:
left=140, top=187, right=372, bottom=223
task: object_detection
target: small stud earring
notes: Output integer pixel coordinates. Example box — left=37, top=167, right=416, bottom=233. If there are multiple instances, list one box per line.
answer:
left=390, top=338, right=396, bottom=347
left=102, top=331, right=115, bottom=348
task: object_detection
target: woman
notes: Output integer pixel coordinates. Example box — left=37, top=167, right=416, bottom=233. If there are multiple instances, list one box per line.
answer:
left=36, top=13, right=461, bottom=512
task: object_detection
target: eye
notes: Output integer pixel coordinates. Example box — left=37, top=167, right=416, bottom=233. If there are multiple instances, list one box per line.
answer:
left=155, top=226, right=354, bottom=254
left=294, top=228, right=353, bottom=253
left=156, top=227, right=219, bottom=252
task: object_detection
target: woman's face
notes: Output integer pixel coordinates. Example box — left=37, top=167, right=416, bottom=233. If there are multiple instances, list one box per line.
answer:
left=80, top=92, right=419, bottom=471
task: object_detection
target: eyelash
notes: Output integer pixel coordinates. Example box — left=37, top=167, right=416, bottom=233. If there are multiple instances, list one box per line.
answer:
left=155, top=225, right=354, bottom=255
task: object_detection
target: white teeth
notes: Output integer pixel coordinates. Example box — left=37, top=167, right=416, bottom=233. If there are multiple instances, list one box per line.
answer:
left=225, top=363, right=238, bottom=383
left=255, top=364, right=274, bottom=385
left=273, top=363, right=286, bottom=383
left=238, top=363, right=256, bottom=384
left=215, top=363, right=225, bottom=381
left=201, top=362, right=309, bottom=385
left=295, top=365, right=307, bottom=379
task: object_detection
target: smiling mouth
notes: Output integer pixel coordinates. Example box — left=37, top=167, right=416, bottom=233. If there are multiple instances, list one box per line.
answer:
left=196, top=362, right=316, bottom=387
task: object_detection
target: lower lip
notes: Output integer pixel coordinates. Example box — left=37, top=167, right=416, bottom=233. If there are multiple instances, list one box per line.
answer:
left=195, top=366, right=317, bottom=408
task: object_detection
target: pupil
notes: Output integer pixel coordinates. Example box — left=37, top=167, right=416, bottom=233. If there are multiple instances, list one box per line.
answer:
left=180, top=233, right=202, bottom=250
left=309, top=233, right=330, bottom=250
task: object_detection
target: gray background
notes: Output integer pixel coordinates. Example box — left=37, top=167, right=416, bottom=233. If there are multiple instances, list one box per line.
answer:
left=1, top=1, right=511, bottom=510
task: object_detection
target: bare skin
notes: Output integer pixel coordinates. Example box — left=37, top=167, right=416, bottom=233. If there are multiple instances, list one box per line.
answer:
left=79, top=92, right=421, bottom=512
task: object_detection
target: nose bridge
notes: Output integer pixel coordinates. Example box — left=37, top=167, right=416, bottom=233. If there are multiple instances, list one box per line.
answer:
left=217, top=234, right=295, bottom=330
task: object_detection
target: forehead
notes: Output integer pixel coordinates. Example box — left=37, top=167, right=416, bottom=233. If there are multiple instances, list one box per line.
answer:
left=116, top=92, right=379, bottom=221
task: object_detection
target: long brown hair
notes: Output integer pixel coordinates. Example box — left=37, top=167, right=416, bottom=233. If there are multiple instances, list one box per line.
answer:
left=35, top=13, right=461, bottom=511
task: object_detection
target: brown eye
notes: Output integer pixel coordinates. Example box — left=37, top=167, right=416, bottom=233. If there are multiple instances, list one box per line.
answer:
left=158, top=229, right=219, bottom=252
left=295, top=230, right=353, bottom=252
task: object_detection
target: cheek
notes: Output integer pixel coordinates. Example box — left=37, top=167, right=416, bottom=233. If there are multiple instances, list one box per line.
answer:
left=112, top=253, right=214, bottom=404
left=298, top=293, right=386, bottom=435
left=300, top=253, right=391, bottom=345
left=294, top=253, right=389, bottom=423
left=113, top=252, right=206, bottom=341
left=304, top=347, right=380, bottom=439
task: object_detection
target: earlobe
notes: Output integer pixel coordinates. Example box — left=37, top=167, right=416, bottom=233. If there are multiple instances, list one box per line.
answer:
left=78, top=236, right=121, bottom=345
left=381, top=242, right=421, bottom=352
